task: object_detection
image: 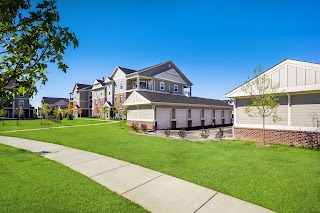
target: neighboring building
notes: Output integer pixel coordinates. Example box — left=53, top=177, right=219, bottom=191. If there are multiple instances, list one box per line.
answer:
left=3, top=81, right=33, bottom=118
left=69, top=83, right=92, bottom=117
left=226, top=59, right=320, bottom=145
left=91, top=79, right=107, bottom=118
left=41, top=97, right=69, bottom=109
left=123, top=91, right=233, bottom=129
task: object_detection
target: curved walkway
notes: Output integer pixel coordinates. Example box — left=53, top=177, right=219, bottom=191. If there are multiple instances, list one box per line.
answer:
left=0, top=136, right=273, bottom=213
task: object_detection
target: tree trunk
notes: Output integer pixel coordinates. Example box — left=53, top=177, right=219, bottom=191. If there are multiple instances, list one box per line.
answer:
left=262, top=116, right=266, bottom=145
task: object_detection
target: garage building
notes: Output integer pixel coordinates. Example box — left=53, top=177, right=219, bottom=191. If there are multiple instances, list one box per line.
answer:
left=123, top=91, right=233, bottom=129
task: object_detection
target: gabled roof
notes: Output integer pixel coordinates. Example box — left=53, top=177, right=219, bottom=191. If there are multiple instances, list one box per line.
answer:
left=76, top=83, right=92, bottom=90
left=42, top=97, right=69, bottom=105
left=124, top=91, right=230, bottom=107
left=118, top=67, right=137, bottom=75
left=95, top=79, right=106, bottom=86
left=139, top=61, right=193, bottom=86
left=225, top=58, right=320, bottom=98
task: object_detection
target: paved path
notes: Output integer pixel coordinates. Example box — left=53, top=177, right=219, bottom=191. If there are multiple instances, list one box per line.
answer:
left=0, top=121, right=118, bottom=133
left=0, top=136, right=273, bottom=213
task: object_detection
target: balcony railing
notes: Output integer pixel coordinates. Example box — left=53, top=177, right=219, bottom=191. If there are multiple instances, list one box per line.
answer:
left=127, top=83, right=153, bottom=90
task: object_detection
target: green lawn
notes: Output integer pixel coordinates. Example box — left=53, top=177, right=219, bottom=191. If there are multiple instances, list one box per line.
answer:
left=0, top=118, right=111, bottom=132
left=1, top=121, right=319, bottom=212
left=0, top=144, right=146, bottom=212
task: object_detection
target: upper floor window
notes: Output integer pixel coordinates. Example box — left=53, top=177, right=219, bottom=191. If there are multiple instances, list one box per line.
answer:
left=108, top=84, right=111, bottom=88
left=100, top=99, right=102, bottom=106
left=95, top=91, right=98, bottom=97
left=120, top=80, right=123, bottom=89
left=120, top=94, right=123, bottom=103
left=108, top=91, right=111, bottom=95
left=171, top=109, right=176, bottom=119
left=174, top=85, right=178, bottom=92
left=100, top=90, right=103, bottom=96
left=160, top=82, right=165, bottom=90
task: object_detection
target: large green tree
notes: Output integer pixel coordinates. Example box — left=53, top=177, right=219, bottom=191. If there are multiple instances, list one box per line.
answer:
left=0, top=0, right=78, bottom=107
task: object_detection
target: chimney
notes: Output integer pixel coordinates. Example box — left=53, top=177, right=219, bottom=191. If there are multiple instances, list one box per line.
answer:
left=101, top=77, right=105, bottom=81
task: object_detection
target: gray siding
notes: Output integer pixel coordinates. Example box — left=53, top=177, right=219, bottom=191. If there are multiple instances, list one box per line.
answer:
left=236, top=97, right=288, bottom=126
left=291, top=93, right=320, bottom=127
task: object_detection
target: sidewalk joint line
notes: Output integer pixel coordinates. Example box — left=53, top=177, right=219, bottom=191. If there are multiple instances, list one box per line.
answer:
left=68, top=156, right=105, bottom=166
left=90, top=163, right=131, bottom=177
left=121, top=174, right=164, bottom=195
left=47, top=151, right=84, bottom=159
left=194, top=192, right=218, bottom=213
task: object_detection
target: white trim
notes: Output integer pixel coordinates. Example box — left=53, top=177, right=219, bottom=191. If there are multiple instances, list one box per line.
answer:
left=235, top=123, right=319, bottom=132
left=153, top=76, right=186, bottom=85
left=287, top=93, right=291, bottom=126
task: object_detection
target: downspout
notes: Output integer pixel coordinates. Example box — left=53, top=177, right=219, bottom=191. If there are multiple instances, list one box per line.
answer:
left=232, top=98, right=236, bottom=140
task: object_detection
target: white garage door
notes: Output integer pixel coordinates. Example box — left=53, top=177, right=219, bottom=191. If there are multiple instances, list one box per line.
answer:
left=156, top=108, right=171, bottom=129
left=176, top=109, right=187, bottom=128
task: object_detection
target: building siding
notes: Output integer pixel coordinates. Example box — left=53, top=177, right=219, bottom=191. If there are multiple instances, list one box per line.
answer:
left=291, top=93, right=320, bottom=127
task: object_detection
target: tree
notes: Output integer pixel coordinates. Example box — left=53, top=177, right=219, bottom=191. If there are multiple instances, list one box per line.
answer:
left=0, top=108, right=7, bottom=125
left=40, top=103, right=51, bottom=125
left=14, top=105, right=24, bottom=126
left=61, top=109, right=67, bottom=118
left=241, top=65, right=282, bottom=145
left=78, top=107, right=83, bottom=118
left=53, top=107, right=60, bottom=117
left=0, top=0, right=78, bottom=108
left=101, top=106, right=107, bottom=120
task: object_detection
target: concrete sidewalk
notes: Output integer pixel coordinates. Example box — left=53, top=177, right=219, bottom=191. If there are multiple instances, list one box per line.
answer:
left=0, top=136, right=273, bottom=213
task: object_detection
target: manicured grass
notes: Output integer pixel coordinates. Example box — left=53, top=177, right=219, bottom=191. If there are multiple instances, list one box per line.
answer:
left=0, top=144, right=146, bottom=212
left=1, top=121, right=319, bottom=212
left=0, top=118, right=111, bottom=132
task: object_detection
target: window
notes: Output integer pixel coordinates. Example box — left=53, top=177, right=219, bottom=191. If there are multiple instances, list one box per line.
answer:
left=115, top=97, right=117, bottom=102
left=108, top=84, right=111, bottom=88
left=174, top=85, right=178, bottom=92
left=222, top=110, right=225, bottom=118
left=100, top=90, right=103, bottom=96
left=95, top=91, right=98, bottom=97
left=201, top=110, right=204, bottom=119
left=108, top=91, right=111, bottom=95
left=120, top=94, right=123, bottom=103
left=212, top=119, right=216, bottom=126
left=120, top=80, right=123, bottom=89
left=19, top=100, right=24, bottom=107
left=140, top=81, right=147, bottom=89
left=95, top=100, right=97, bottom=106
left=212, top=110, right=215, bottom=118
left=188, top=109, right=191, bottom=119
left=160, top=82, right=165, bottom=90
left=100, top=99, right=102, bottom=106
left=172, top=109, right=176, bottom=119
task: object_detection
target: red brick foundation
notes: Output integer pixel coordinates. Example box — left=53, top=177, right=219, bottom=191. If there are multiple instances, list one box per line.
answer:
left=235, top=127, right=320, bottom=147
left=126, top=120, right=155, bottom=129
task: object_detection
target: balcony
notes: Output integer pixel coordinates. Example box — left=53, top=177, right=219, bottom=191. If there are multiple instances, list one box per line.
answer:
left=127, top=79, right=153, bottom=91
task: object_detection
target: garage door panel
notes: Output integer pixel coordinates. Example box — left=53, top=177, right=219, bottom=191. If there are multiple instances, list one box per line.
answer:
left=176, top=110, right=187, bottom=128
left=156, top=108, right=171, bottom=129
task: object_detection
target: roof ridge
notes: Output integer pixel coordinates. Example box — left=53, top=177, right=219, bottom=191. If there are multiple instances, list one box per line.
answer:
left=138, top=60, right=171, bottom=72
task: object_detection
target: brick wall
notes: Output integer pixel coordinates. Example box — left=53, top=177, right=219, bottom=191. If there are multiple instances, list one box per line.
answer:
left=126, top=120, right=155, bottom=129
left=235, top=127, right=320, bottom=147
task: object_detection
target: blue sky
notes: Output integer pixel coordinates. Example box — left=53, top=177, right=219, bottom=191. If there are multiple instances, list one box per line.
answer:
left=31, top=0, right=320, bottom=107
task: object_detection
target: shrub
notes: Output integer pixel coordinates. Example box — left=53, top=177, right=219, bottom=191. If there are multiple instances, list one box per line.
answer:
left=178, top=129, right=187, bottom=139
left=131, top=122, right=139, bottom=132
left=199, top=129, right=210, bottom=140
left=141, top=123, right=148, bottom=133
left=215, top=128, right=225, bottom=141
left=164, top=129, right=171, bottom=137
left=68, top=113, right=74, bottom=120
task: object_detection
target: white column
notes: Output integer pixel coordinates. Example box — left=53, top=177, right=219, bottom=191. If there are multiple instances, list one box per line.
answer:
left=287, top=93, right=291, bottom=126
left=233, top=98, right=236, bottom=126
left=137, top=72, right=140, bottom=91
